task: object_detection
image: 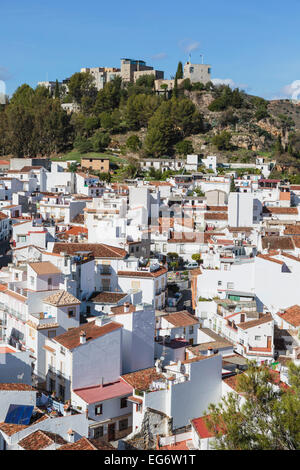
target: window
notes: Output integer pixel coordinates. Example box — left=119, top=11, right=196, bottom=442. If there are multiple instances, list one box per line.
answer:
left=94, top=426, right=103, bottom=438
left=218, top=281, right=222, bottom=286
left=189, top=326, right=193, bottom=334
left=60, top=346, right=65, bottom=355
left=255, top=336, right=261, bottom=341
left=227, top=282, right=234, bottom=289
left=120, top=397, right=128, bottom=409
left=68, top=309, right=74, bottom=318
left=95, top=404, right=103, bottom=415
left=119, top=418, right=128, bottom=431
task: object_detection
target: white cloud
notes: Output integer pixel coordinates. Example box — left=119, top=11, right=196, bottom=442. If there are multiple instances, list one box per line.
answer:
left=281, top=80, right=300, bottom=101
left=179, top=39, right=200, bottom=55
left=212, top=78, right=249, bottom=91
left=151, top=52, right=168, bottom=61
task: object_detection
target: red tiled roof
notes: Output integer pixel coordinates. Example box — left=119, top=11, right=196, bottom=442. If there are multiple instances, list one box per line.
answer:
left=162, top=311, right=199, bottom=328
left=58, top=437, right=115, bottom=450
left=263, top=206, right=298, bottom=215
left=73, top=379, right=133, bottom=404
left=0, top=422, right=28, bottom=436
left=206, top=206, right=228, bottom=212
left=204, top=212, right=228, bottom=220
left=159, top=440, right=192, bottom=450
left=122, top=367, right=165, bottom=392
left=54, top=320, right=122, bottom=350
left=53, top=243, right=126, bottom=259
left=0, top=383, right=35, bottom=391
left=278, top=305, right=300, bottom=327
left=257, top=254, right=285, bottom=265
left=28, top=261, right=62, bottom=275
left=237, top=313, right=273, bottom=330
left=191, top=415, right=215, bottom=439
left=261, top=236, right=294, bottom=250
left=117, top=267, right=167, bottom=278
left=90, top=291, right=127, bottom=304
left=18, top=430, right=67, bottom=450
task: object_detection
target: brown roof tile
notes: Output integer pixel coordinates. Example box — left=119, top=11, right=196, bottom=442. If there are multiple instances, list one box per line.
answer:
left=263, top=206, right=298, bottom=215
left=237, top=313, right=273, bottom=330
left=53, top=243, right=127, bottom=259
left=0, top=383, right=35, bottom=391
left=204, top=212, right=228, bottom=220
left=261, top=236, right=294, bottom=250
left=278, top=305, right=300, bottom=327
left=0, top=423, right=28, bottom=436
left=117, top=267, right=167, bottom=278
left=28, top=261, right=62, bottom=275
left=18, top=430, right=67, bottom=450
left=43, top=290, right=81, bottom=307
left=54, top=320, right=122, bottom=350
left=90, top=291, right=127, bottom=304
left=58, top=437, right=115, bottom=450
left=122, top=367, right=165, bottom=392
left=162, top=311, right=199, bottom=328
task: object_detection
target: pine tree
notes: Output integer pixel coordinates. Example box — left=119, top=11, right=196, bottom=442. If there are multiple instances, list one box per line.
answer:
left=206, top=361, right=300, bottom=450
left=54, top=79, right=60, bottom=99
left=176, top=61, right=183, bottom=79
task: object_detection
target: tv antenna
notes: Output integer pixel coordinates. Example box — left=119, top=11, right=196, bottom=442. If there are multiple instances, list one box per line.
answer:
left=200, top=54, right=204, bottom=64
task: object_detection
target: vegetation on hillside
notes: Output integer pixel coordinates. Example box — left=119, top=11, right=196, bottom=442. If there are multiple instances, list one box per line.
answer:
left=2, top=67, right=300, bottom=168
left=206, top=361, right=300, bottom=450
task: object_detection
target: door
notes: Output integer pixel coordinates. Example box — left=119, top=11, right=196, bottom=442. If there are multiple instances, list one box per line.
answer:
left=108, top=423, right=115, bottom=441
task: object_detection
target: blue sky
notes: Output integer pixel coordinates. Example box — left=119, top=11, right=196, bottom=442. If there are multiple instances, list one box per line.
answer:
left=1, top=0, right=300, bottom=100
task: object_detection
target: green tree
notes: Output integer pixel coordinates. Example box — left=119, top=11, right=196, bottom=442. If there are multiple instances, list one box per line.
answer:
left=175, top=61, right=183, bottom=79
left=54, top=79, right=60, bottom=99
left=212, top=131, right=232, bottom=150
left=90, top=131, right=111, bottom=152
left=126, top=135, right=142, bottom=152
left=68, top=72, right=97, bottom=105
left=191, top=253, right=201, bottom=264
left=94, top=77, right=124, bottom=114
left=143, top=100, right=179, bottom=156
left=230, top=177, right=237, bottom=192
left=175, top=140, right=194, bottom=155
left=206, top=361, right=300, bottom=450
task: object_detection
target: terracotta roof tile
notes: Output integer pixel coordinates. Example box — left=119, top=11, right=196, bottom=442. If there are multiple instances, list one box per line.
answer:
left=162, top=311, right=199, bottom=328
left=28, top=261, right=62, bottom=275
left=278, top=305, right=300, bottom=327
left=53, top=243, right=126, bottom=259
left=90, top=291, right=127, bottom=304
left=237, top=313, right=273, bottom=330
left=18, top=430, right=67, bottom=450
left=43, top=290, right=81, bottom=307
left=54, top=320, right=122, bottom=350
left=58, top=437, right=115, bottom=450
left=263, top=207, right=298, bottom=215
left=0, top=422, right=28, bottom=436
left=117, top=267, right=167, bottom=278
left=122, top=367, right=165, bottom=392
left=261, top=236, right=294, bottom=251
left=204, top=212, right=228, bottom=220
left=0, top=383, right=35, bottom=391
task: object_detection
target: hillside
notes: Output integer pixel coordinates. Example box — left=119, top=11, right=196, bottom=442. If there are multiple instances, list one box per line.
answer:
left=1, top=75, right=300, bottom=177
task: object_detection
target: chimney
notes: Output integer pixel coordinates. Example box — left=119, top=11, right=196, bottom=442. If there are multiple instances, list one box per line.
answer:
left=67, top=429, right=75, bottom=443
left=240, top=313, right=245, bottom=323
left=207, top=347, right=213, bottom=356
left=124, top=302, right=130, bottom=313
left=79, top=331, right=86, bottom=344
left=155, top=359, right=162, bottom=373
